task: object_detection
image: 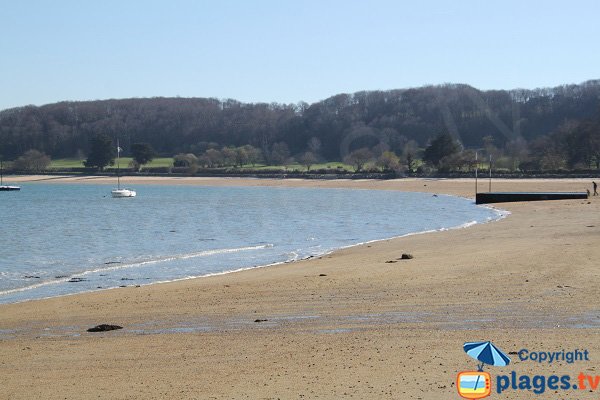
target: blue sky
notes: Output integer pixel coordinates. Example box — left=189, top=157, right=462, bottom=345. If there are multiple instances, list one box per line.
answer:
left=1, top=0, right=598, bottom=111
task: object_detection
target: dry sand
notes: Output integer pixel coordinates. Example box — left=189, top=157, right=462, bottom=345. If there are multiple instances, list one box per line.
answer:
left=1, top=176, right=599, bottom=399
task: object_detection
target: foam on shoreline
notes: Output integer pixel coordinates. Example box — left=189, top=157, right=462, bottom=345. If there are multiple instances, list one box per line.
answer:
left=0, top=197, right=508, bottom=305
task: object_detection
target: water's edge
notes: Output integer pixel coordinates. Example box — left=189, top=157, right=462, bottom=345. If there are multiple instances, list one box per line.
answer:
left=2, top=192, right=508, bottom=306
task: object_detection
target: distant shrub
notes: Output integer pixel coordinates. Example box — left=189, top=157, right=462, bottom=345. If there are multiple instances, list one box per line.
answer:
left=14, top=149, right=51, bottom=172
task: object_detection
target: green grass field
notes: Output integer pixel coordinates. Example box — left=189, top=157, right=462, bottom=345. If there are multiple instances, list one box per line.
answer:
left=50, top=158, right=175, bottom=169
left=49, top=158, right=356, bottom=172
left=236, top=162, right=354, bottom=172
left=49, top=159, right=87, bottom=168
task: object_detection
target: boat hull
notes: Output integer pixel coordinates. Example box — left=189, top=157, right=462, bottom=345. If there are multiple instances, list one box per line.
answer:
left=111, top=189, right=136, bottom=198
left=0, top=185, right=20, bottom=191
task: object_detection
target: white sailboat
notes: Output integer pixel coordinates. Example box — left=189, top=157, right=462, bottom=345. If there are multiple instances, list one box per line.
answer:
left=111, top=140, right=136, bottom=198
left=0, top=158, right=20, bottom=191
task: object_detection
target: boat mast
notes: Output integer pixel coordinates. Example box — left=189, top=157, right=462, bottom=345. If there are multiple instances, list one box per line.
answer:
left=116, top=139, right=121, bottom=190
left=474, top=151, right=478, bottom=197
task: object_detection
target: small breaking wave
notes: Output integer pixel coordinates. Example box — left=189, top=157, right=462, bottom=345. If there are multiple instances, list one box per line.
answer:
left=0, top=244, right=273, bottom=297
left=439, top=220, right=477, bottom=230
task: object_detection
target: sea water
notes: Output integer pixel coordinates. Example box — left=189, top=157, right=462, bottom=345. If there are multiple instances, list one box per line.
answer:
left=0, top=183, right=501, bottom=304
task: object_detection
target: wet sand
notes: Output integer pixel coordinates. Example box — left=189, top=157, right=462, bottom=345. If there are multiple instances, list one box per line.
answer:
left=1, top=177, right=599, bottom=399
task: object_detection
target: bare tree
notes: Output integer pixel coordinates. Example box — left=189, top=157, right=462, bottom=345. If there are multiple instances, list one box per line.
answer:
left=271, top=142, right=290, bottom=166
left=242, top=145, right=263, bottom=166
left=344, top=148, right=373, bottom=172
left=14, top=149, right=51, bottom=171
left=234, top=147, right=248, bottom=167
left=199, top=149, right=223, bottom=168
left=299, top=151, right=318, bottom=171
left=376, top=151, right=400, bottom=172
left=220, top=147, right=237, bottom=167
left=173, top=153, right=198, bottom=174
left=401, top=140, right=419, bottom=172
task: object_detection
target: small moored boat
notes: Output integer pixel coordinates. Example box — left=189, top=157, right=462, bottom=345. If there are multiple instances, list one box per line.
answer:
left=111, top=140, right=136, bottom=198
left=111, top=188, right=136, bottom=197
left=0, top=158, right=20, bottom=191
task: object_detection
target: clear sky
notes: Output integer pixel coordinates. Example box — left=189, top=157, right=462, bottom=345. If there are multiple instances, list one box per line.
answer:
left=1, top=0, right=599, bottom=111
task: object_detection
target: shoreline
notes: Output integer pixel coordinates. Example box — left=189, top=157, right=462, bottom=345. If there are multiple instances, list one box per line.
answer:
left=2, top=173, right=595, bottom=199
left=0, top=186, right=510, bottom=306
left=1, top=177, right=599, bottom=399
left=0, top=194, right=507, bottom=306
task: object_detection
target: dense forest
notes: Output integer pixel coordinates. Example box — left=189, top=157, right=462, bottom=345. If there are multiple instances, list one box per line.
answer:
left=1, top=81, right=599, bottom=171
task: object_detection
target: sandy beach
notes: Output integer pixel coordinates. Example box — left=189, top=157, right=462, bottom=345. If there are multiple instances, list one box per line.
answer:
left=1, top=176, right=599, bottom=399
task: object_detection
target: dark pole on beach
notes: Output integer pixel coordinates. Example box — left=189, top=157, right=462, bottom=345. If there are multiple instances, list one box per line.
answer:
left=475, top=151, right=478, bottom=197
left=488, top=154, right=492, bottom=192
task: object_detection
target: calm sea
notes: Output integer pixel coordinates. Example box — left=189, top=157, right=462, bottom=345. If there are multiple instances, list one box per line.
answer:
left=0, top=183, right=501, bottom=303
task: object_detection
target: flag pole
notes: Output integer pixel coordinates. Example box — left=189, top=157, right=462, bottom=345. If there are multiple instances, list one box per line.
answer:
left=488, top=154, right=492, bottom=192
left=475, top=151, right=478, bottom=198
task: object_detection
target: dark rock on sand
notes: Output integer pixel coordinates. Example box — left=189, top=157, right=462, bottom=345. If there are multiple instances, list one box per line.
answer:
left=87, top=324, right=123, bottom=332
left=319, top=273, right=327, bottom=276
left=400, top=253, right=414, bottom=260
left=254, top=319, right=268, bottom=323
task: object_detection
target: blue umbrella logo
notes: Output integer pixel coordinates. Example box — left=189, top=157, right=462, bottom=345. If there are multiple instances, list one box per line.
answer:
left=464, top=341, right=511, bottom=371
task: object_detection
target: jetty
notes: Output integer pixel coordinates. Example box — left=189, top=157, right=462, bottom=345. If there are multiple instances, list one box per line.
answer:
left=476, top=192, right=588, bottom=204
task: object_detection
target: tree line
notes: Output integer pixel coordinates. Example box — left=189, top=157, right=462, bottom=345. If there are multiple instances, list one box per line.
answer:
left=1, top=81, right=599, bottom=172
